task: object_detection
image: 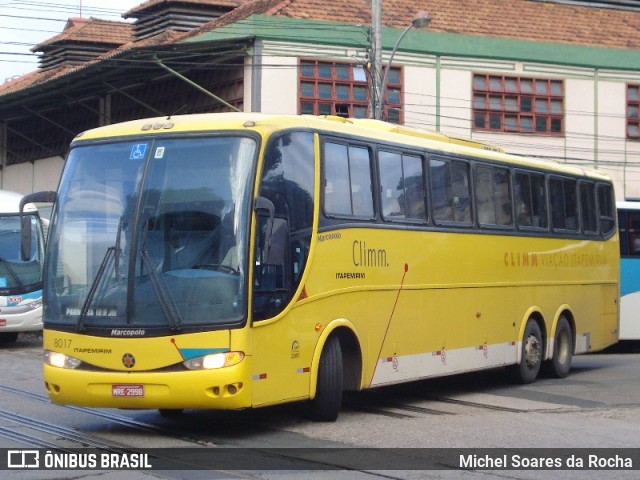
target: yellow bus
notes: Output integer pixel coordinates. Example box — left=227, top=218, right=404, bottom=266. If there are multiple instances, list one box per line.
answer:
left=28, top=113, right=619, bottom=421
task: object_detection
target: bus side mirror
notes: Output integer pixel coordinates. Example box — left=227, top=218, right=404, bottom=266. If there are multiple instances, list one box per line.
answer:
left=20, top=215, right=33, bottom=261
left=252, top=197, right=290, bottom=319
left=20, top=191, right=56, bottom=261
left=253, top=196, right=289, bottom=291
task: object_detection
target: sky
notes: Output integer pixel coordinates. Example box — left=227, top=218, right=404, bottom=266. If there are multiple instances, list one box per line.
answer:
left=0, top=0, right=142, bottom=83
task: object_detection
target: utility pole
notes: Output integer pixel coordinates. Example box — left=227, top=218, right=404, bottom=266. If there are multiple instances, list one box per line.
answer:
left=370, top=0, right=382, bottom=119
left=370, top=1, right=430, bottom=120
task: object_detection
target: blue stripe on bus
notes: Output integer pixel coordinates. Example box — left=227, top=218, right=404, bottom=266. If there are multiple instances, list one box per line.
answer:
left=621, top=257, right=640, bottom=297
left=179, top=348, right=229, bottom=360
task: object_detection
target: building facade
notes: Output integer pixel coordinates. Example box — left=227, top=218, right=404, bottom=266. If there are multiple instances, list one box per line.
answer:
left=2, top=0, right=640, bottom=199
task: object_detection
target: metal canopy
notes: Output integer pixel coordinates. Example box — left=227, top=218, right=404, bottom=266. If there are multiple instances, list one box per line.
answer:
left=0, top=37, right=253, bottom=122
left=0, top=37, right=254, bottom=166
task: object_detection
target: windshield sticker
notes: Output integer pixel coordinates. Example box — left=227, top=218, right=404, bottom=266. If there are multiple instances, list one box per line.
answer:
left=65, top=307, right=118, bottom=317
left=154, top=146, right=165, bottom=159
left=0, top=278, right=5, bottom=288
left=130, top=144, right=148, bottom=160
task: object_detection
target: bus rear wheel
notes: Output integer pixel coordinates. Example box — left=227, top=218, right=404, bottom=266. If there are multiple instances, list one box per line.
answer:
left=544, top=316, right=573, bottom=378
left=306, top=336, right=343, bottom=422
left=509, top=319, right=542, bottom=384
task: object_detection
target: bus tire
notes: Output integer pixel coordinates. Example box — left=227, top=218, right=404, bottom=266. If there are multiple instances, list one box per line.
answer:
left=544, top=316, right=573, bottom=378
left=0, top=332, right=19, bottom=346
left=307, top=336, right=343, bottom=422
left=509, top=319, right=543, bottom=384
left=158, top=409, right=184, bottom=417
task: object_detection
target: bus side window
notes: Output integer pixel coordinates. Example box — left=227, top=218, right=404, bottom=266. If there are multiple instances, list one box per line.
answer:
left=514, top=171, right=547, bottom=229
left=379, top=150, right=426, bottom=222
left=475, top=164, right=512, bottom=227
left=550, top=177, right=578, bottom=232
left=323, top=141, right=374, bottom=219
left=620, top=210, right=640, bottom=256
left=348, top=146, right=375, bottom=217
left=618, top=210, right=629, bottom=255
left=597, top=183, right=616, bottom=236
left=430, top=157, right=471, bottom=225
left=579, top=181, right=598, bottom=235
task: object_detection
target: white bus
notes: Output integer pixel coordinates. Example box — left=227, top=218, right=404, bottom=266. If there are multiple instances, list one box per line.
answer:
left=0, top=190, right=46, bottom=345
left=618, top=200, right=640, bottom=340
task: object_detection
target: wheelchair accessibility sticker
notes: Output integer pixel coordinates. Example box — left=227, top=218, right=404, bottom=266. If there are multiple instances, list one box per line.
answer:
left=130, top=144, right=148, bottom=160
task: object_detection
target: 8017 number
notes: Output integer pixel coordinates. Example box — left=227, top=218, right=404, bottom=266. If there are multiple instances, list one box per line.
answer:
left=53, top=338, right=72, bottom=349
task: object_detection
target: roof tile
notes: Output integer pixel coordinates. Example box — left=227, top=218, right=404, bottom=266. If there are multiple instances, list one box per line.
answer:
left=33, top=17, right=132, bottom=51
left=186, top=0, right=640, bottom=50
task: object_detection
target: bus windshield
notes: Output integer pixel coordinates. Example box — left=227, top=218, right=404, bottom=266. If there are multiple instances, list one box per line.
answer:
left=44, top=135, right=257, bottom=334
left=0, top=213, right=43, bottom=293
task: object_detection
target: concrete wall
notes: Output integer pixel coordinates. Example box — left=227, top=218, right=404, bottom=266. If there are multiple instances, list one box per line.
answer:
left=1, top=155, right=64, bottom=195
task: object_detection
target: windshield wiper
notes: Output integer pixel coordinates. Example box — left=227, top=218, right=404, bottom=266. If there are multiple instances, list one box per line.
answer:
left=0, top=258, right=24, bottom=291
left=114, top=216, right=123, bottom=281
left=76, top=247, right=115, bottom=332
left=76, top=217, right=123, bottom=331
left=139, top=249, right=182, bottom=331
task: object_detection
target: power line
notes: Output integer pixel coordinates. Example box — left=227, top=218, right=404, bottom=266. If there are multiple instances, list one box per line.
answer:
left=0, top=7, right=638, bottom=166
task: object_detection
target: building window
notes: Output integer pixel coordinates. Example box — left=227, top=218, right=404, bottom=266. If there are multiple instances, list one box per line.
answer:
left=299, top=59, right=402, bottom=122
left=473, top=74, right=564, bottom=135
left=627, top=84, right=640, bottom=138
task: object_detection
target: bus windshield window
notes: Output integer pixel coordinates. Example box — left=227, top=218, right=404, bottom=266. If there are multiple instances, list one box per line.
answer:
left=0, top=214, right=43, bottom=291
left=45, top=136, right=257, bottom=331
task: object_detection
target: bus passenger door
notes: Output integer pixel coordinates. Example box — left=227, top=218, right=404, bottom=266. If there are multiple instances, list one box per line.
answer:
left=250, top=131, right=316, bottom=407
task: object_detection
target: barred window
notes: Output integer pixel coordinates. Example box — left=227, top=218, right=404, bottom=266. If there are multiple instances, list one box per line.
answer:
left=473, top=74, right=564, bottom=135
left=300, top=59, right=402, bottom=122
left=627, top=84, right=640, bottom=138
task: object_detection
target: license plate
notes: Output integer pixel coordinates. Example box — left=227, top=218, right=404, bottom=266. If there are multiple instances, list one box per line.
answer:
left=112, top=384, right=144, bottom=397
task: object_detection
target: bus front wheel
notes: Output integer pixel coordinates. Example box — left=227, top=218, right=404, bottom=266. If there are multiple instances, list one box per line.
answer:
left=0, top=332, right=19, bottom=346
left=509, top=319, right=543, bottom=384
left=158, top=409, right=184, bottom=418
left=544, top=316, right=573, bottom=378
left=307, top=336, right=343, bottom=422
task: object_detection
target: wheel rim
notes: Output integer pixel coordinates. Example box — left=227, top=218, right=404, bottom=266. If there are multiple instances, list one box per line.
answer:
left=524, top=334, right=541, bottom=368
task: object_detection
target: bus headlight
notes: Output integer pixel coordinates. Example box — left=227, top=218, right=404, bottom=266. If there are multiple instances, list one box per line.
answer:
left=24, top=299, right=42, bottom=311
left=44, top=350, right=82, bottom=369
left=183, top=351, right=244, bottom=370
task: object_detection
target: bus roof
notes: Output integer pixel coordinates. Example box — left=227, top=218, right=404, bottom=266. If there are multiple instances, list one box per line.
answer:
left=72, top=113, right=611, bottom=182
left=0, top=190, right=37, bottom=214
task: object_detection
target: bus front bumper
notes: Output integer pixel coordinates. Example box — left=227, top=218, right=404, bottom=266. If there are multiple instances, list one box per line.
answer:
left=43, top=361, right=252, bottom=410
